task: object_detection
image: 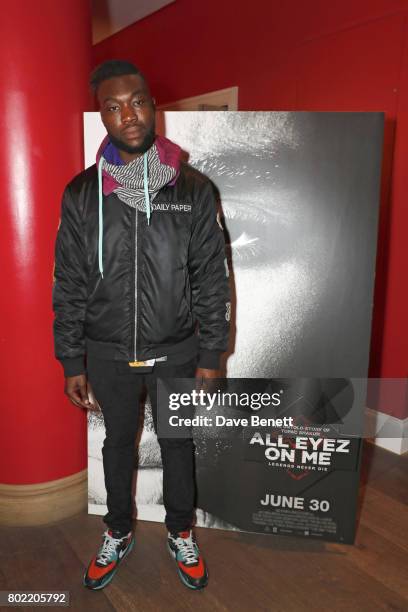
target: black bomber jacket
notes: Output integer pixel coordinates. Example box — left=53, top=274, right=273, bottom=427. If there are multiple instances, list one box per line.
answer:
left=52, top=157, right=231, bottom=377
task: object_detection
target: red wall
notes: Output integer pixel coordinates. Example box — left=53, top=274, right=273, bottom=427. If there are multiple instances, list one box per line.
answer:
left=93, top=0, right=408, bottom=417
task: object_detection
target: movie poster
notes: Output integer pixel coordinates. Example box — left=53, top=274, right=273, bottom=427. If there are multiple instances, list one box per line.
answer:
left=84, top=111, right=383, bottom=542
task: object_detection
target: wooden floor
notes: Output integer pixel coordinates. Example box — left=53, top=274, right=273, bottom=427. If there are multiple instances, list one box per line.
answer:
left=0, top=442, right=407, bottom=611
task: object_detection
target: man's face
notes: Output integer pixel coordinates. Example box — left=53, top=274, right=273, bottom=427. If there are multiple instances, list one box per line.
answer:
left=97, top=73, right=156, bottom=155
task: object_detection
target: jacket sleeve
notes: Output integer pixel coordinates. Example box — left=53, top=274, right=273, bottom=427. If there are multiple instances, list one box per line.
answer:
left=52, top=184, right=88, bottom=377
left=188, top=179, right=231, bottom=370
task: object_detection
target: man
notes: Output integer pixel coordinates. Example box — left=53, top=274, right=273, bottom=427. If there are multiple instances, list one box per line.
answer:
left=52, top=59, right=230, bottom=591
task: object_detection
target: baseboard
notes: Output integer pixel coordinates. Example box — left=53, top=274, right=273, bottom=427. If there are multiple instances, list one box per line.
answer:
left=0, top=469, right=88, bottom=526
left=365, top=407, right=408, bottom=455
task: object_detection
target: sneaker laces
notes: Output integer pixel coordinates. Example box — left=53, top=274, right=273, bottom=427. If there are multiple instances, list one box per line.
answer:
left=97, top=530, right=128, bottom=566
left=170, top=531, right=198, bottom=565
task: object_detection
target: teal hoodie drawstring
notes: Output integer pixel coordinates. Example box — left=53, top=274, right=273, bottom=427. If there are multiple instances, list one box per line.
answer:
left=97, top=155, right=104, bottom=279
left=144, top=151, right=151, bottom=225
left=97, top=151, right=150, bottom=279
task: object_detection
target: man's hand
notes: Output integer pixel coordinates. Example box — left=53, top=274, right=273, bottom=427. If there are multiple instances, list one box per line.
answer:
left=65, top=374, right=98, bottom=411
left=195, top=367, right=221, bottom=393
left=195, top=367, right=220, bottom=380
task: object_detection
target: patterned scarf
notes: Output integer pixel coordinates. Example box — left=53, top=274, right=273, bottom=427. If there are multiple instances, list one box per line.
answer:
left=102, top=143, right=176, bottom=211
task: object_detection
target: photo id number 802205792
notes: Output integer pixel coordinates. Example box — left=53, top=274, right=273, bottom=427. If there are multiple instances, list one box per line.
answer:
left=0, top=592, right=69, bottom=607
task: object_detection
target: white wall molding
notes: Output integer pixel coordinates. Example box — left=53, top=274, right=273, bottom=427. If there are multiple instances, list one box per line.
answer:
left=365, top=407, right=408, bottom=454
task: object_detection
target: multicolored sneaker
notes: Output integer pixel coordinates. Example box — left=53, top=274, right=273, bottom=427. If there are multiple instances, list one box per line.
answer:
left=167, top=529, right=208, bottom=590
left=83, top=529, right=134, bottom=590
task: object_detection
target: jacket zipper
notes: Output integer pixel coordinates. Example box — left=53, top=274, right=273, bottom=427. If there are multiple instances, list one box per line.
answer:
left=134, top=208, right=138, bottom=361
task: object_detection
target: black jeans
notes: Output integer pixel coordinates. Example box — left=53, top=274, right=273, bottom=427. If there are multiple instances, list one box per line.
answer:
left=87, top=355, right=197, bottom=534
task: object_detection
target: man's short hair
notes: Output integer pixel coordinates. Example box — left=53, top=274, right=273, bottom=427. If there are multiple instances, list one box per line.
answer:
left=89, top=59, right=146, bottom=93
